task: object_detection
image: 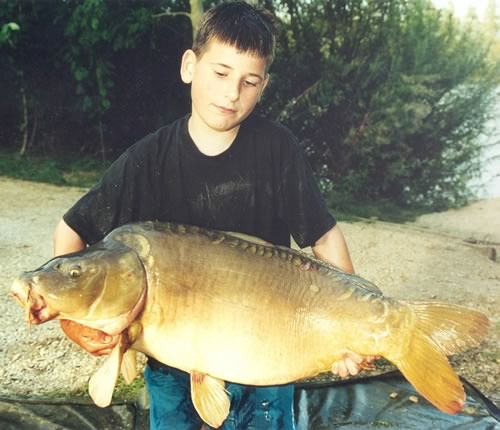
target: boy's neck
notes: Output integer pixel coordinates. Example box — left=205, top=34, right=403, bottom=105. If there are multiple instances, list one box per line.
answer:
left=187, top=115, right=240, bottom=156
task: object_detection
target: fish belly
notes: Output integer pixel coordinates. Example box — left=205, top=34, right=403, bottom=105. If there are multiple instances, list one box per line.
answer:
left=131, top=225, right=392, bottom=385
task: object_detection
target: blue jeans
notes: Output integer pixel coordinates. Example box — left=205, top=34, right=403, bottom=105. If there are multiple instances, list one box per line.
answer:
left=144, top=363, right=295, bottom=429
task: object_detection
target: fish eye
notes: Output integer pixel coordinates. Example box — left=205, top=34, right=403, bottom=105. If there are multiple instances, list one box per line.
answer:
left=69, top=266, right=81, bottom=278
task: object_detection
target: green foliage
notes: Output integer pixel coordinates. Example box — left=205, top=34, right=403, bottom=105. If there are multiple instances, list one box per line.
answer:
left=0, top=21, right=19, bottom=46
left=262, top=0, right=499, bottom=209
left=0, top=149, right=109, bottom=187
left=1, top=0, right=191, bottom=158
left=0, top=0, right=76, bottom=154
left=64, top=0, right=153, bottom=116
left=1, top=0, right=498, bottom=211
left=326, top=195, right=431, bottom=224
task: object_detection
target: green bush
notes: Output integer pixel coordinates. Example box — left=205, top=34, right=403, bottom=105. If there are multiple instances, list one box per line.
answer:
left=262, top=0, right=499, bottom=209
left=0, top=149, right=109, bottom=187
left=2, top=0, right=498, bottom=210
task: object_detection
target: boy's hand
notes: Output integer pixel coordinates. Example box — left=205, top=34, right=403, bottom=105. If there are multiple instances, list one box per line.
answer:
left=60, top=320, right=120, bottom=356
left=331, top=349, right=380, bottom=377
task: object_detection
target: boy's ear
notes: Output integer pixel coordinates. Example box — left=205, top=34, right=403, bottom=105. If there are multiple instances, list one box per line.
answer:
left=180, top=50, right=197, bottom=84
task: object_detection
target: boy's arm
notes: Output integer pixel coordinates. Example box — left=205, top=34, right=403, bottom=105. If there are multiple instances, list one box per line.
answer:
left=312, top=225, right=379, bottom=377
left=53, top=219, right=87, bottom=256
left=53, top=219, right=118, bottom=355
left=312, top=224, right=354, bottom=274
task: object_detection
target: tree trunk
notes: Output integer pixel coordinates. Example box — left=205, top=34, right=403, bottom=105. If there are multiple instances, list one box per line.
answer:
left=18, top=69, right=29, bottom=156
left=189, top=0, right=204, bottom=39
left=28, top=107, right=38, bottom=150
left=99, top=119, right=106, bottom=161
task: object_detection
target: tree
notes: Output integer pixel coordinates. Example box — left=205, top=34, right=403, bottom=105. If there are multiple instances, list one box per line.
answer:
left=262, top=0, right=499, bottom=208
left=484, top=0, right=500, bottom=73
left=153, top=0, right=204, bottom=39
left=1, top=0, right=497, bottom=208
left=0, top=1, right=73, bottom=155
left=64, top=0, right=154, bottom=159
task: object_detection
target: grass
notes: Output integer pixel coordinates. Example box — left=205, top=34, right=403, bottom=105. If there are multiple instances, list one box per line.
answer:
left=0, top=148, right=110, bottom=188
left=113, top=376, right=146, bottom=402
left=330, top=198, right=432, bottom=224
left=7, top=377, right=145, bottom=404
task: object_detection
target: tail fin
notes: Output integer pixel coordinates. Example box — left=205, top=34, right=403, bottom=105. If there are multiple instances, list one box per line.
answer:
left=408, top=302, right=489, bottom=354
left=389, top=302, right=489, bottom=415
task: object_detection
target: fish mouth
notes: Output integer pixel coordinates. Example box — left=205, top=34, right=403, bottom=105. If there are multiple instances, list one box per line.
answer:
left=11, top=278, right=58, bottom=325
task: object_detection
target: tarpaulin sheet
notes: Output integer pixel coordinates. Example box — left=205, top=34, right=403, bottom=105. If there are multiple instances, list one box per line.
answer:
left=294, top=371, right=499, bottom=429
left=1, top=371, right=498, bottom=429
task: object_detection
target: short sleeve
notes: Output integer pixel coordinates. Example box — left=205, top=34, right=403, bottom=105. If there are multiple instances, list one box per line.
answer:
left=63, top=146, right=155, bottom=245
left=280, top=138, right=336, bottom=248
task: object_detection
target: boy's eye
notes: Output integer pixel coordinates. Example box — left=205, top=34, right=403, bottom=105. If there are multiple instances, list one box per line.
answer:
left=245, top=80, right=258, bottom=87
left=214, top=71, right=227, bottom=77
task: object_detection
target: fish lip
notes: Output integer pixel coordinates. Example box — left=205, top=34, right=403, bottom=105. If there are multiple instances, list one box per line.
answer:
left=10, top=277, right=33, bottom=308
left=28, top=300, right=57, bottom=325
left=27, top=287, right=59, bottom=325
left=11, top=290, right=27, bottom=308
left=11, top=277, right=58, bottom=325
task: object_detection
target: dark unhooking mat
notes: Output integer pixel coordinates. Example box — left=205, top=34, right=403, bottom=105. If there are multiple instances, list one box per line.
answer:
left=1, top=371, right=498, bottom=429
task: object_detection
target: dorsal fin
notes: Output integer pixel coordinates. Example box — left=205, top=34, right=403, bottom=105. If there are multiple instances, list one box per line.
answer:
left=349, top=274, right=383, bottom=294
left=226, top=231, right=270, bottom=246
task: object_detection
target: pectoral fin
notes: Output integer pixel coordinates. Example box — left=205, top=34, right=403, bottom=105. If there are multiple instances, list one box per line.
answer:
left=190, top=371, right=230, bottom=428
left=88, top=334, right=126, bottom=407
left=120, top=321, right=142, bottom=384
left=120, top=349, right=137, bottom=384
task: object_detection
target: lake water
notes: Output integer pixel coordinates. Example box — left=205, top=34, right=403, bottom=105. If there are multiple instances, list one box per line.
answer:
left=470, top=92, right=500, bottom=199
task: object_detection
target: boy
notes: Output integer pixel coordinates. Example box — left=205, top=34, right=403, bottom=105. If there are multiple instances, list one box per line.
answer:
left=54, top=2, right=369, bottom=428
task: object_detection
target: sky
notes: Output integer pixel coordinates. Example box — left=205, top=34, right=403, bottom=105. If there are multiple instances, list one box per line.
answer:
left=431, top=0, right=493, bottom=19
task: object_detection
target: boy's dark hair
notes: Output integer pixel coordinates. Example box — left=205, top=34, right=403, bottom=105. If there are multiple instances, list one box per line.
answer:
left=192, top=1, right=276, bottom=69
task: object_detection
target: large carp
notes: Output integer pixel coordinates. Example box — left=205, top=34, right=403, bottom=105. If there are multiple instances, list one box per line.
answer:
left=11, top=222, right=489, bottom=427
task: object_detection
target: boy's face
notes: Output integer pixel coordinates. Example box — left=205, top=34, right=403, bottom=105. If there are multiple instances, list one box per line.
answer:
left=181, top=38, right=269, bottom=135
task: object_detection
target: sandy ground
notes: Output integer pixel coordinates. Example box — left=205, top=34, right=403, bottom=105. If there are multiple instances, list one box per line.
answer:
left=0, top=177, right=498, bottom=404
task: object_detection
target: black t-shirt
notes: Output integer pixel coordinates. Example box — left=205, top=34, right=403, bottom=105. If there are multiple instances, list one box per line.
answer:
left=64, top=114, right=336, bottom=248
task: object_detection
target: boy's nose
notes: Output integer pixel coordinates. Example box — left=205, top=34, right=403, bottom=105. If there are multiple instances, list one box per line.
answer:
left=225, top=81, right=240, bottom=102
